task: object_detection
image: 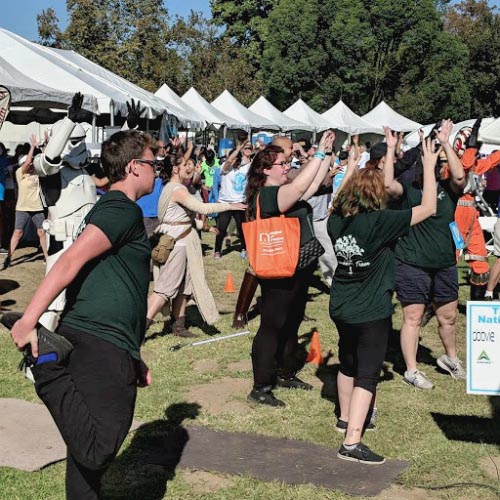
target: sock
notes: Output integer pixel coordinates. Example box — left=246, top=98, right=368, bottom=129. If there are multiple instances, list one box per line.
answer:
left=343, top=442, right=359, bottom=450
left=485, top=290, right=494, bottom=298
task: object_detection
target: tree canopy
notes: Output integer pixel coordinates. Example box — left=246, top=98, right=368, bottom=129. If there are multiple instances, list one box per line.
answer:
left=36, top=0, right=500, bottom=122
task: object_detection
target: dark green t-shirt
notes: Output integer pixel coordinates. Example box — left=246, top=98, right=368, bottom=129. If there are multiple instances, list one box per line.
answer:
left=256, top=186, right=314, bottom=245
left=395, top=180, right=458, bottom=269
left=328, top=209, right=412, bottom=323
left=60, top=190, right=151, bottom=359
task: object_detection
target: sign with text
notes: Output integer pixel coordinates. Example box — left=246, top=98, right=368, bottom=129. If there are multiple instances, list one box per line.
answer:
left=467, top=301, right=500, bottom=395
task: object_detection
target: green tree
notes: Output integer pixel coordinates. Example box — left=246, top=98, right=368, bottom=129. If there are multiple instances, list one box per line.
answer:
left=36, top=7, right=63, bottom=47
left=445, top=0, right=500, bottom=117
left=259, top=0, right=328, bottom=110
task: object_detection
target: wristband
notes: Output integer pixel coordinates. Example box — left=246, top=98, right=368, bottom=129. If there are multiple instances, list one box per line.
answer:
left=313, top=151, right=326, bottom=160
left=325, top=152, right=333, bottom=156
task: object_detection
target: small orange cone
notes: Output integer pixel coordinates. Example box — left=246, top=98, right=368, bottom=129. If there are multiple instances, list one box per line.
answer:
left=306, top=331, right=323, bottom=365
left=224, top=271, right=236, bottom=293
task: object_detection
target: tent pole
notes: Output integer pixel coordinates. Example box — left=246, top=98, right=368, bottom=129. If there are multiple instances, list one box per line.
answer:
left=110, top=102, right=115, bottom=127
left=313, top=129, right=317, bottom=144
left=92, top=114, right=97, bottom=143
left=146, top=118, right=150, bottom=133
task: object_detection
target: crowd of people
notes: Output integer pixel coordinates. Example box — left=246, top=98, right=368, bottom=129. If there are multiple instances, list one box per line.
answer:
left=3, top=94, right=500, bottom=496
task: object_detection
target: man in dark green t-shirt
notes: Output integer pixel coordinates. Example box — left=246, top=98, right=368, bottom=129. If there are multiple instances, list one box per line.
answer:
left=385, top=119, right=467, bottom=390
left=10, top=130, right=156, bottom=499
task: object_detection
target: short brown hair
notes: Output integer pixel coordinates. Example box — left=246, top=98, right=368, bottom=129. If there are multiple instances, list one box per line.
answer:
left=101, top=130, right=154, bottom=184
left=331, top=168, right=387, bottom=217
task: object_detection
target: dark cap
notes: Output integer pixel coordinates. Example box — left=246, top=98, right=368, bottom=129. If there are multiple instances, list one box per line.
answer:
left=370, top=142, right=387, bottom=160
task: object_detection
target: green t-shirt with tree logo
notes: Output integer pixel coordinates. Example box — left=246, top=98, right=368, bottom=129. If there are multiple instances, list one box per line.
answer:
left=395, top=180, right=459, bottom=269
left=328, top=209, right=412, bottom=323
left=60, top=190, right=151, bottom=360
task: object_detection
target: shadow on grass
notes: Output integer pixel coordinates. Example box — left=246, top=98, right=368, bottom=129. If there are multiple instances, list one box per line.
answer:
left=104, top=402, right=201, bottom=500
left=431, top=408, right=500, bottom=446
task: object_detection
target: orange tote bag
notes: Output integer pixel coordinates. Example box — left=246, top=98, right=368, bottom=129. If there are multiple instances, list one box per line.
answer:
left=242, top=193, right=300, bottom=279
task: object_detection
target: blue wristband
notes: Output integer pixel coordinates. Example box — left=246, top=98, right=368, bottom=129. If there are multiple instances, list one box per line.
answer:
left=313, top=151, right=326, bottom=160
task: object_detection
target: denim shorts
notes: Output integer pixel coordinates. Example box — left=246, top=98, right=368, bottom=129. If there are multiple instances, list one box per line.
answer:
left=395, top=260, right=458, bottom=304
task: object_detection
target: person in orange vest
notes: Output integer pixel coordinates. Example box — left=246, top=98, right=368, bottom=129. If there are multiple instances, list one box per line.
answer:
left=453, top=119, right=500, bottom=300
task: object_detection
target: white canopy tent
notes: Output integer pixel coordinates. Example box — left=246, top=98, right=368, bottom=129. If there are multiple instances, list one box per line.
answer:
left=479, top=118, right=500, bottom=146
left=0, top=29, right=171, bottom=120
left=283, top=99, right=331, bottom=133
left=321, top=100, right=382, bottom=135
left=248, top=96, right=313, bottom=132
left=155, top=83, right=205, bottom=129
left=181, top=87, right=247, bottom=130
left=212, top=90, right=280, bottom=131
left=361, top=101, right=421, bottom=133
left=0, top=56, right=97, bottom=113
left=403, top=118, right=496, bottom=151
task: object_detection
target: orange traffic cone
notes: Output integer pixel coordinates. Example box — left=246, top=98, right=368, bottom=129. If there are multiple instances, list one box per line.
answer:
left=224, top=271, right=236, bottom=293
left=306, top=331, right=323, bottom=365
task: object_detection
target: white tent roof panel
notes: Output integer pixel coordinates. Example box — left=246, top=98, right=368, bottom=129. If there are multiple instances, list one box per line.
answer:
left=321, top=100, right=382, bottom=135
left=212, top=90, right=280, bottom=131
left=361, top=101, right=421, bottom=133
left=181, top=87, right=247, bottom=130
left=283, top=99, right=331, bottom=132
left=249, top=96, right=313, bottom=132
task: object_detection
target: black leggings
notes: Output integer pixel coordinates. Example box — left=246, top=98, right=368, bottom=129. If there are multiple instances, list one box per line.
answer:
left=32, top=326, right=138, bottom=500
left=252, top=266, right=314, bottom=389
left=335, top=317, right=391, bottom=395
left=215, top=210, right=246, bottom=253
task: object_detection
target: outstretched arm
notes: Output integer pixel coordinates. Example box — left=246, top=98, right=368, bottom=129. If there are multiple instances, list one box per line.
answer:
left=383, top=126, right=404, bottom=198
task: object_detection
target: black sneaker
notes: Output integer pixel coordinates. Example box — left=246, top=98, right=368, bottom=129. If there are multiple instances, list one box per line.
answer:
left=0, top=312, right=73, bottom=372
left=335, top=418, right=375, bottom=434
left=247, top=387, right=285, bottom=407
left=337, top=442, right=385, bottom=465
left=276, top=375, right=313, bottom=391
left=2, top=256, right=10, bottom=270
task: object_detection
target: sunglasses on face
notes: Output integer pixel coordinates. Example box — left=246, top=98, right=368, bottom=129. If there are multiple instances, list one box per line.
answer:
left=134, top=158, right=162, bottom=170
left=272, top=161, right=288, bottom=168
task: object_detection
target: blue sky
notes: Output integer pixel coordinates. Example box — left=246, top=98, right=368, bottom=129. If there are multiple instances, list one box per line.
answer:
left=0, top=0, right=211, bottom=41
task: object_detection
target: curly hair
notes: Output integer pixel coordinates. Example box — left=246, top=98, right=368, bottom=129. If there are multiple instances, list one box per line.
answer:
left=245, top=145, right=284, bottom=220
left=330, top=167, right=387, bottom=217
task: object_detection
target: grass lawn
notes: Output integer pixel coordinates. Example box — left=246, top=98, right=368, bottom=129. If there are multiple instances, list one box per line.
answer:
left=0, top=238, right=499, bottom=500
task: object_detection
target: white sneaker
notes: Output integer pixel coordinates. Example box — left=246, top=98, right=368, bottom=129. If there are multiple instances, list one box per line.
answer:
left=437, top=355, right=466, bottom=379
left=404, top=369, right=434, bottom=390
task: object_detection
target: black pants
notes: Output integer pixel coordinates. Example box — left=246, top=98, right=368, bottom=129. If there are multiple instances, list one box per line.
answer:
left=215, top=210, right=246, bottom=253
left=32, top=326, right=138, bottom=500
left=252, top=265, right=313, bottom=389
left=334, top=317, right=391, bottom=395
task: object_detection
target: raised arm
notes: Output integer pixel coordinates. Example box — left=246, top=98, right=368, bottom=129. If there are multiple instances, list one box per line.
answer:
left=333, top=147, right=360, bottom=198
left=222, top=141, right=245, bottom=173
left=20, top=135, right=39, bottom=174
left=302, top=131, right=336, bottom=201
left=183, top=140, right=194, bottom=163
left=383, top=126, right=404, bottom=198
left=277, top=131, right=335, bottom=212
left=409, top=137, right=438, bottom=226
left=436, top=119, right=465, bottom=193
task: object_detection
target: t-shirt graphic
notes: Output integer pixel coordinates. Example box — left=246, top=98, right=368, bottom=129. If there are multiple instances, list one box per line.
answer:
left=233, top=171, right=247, bottom=194
left=334, top=235, right=366, bottom=275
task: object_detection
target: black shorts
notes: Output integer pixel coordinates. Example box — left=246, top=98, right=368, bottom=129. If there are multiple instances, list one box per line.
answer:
left=395, top=260, right=458, bottom=304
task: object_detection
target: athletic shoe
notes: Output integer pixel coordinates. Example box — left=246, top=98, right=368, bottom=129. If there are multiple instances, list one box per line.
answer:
left=276, top=375, right=312, bottom=391
left=214, top=252, right=221, bottom=260
left=0, top=248, right=8, bottom=255
left=337, top=442, right=385, bottom=465
left=247, top=387, right=285, bottom=407
left=403, top=369, right=434, bottom=390
left=0, top=312, right=73, bottom=374
left=335, top=418, right=375, bottom=434
left=437, top=355, right=466, bottom=379
left=2, top=256, right=10, bottom=270
left=240, top=249, right=247, bottom=259
left=224, top=237, right=231, bottom=248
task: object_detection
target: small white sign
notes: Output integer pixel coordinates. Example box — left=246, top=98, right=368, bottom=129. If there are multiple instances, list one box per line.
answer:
left=466, top=301, right=500, bottom=396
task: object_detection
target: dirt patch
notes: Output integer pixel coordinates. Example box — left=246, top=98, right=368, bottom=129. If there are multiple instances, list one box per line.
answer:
left=227, top=359, right=252, bottom=372
left=182, top=469, right=234, bottom=493
left=193, top=359, right=219, bottom=373
left=186, top=376, right=252, bottom=415
left=479, top=455, right=500, bottom=480
left=376, top=485, right=440, bottom=500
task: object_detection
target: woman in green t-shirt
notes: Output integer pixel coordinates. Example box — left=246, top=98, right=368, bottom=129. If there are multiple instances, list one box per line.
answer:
left=245, top=131, right=336, bottom=407
left=328, top=133, right=440, bottom=465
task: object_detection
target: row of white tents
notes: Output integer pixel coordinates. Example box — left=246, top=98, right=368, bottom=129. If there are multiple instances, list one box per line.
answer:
left=2, top=26, right=500, bottom=146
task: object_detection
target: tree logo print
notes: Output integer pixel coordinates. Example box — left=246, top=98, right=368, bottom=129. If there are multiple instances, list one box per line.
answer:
left=335, top=235, right=365, bottom=275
